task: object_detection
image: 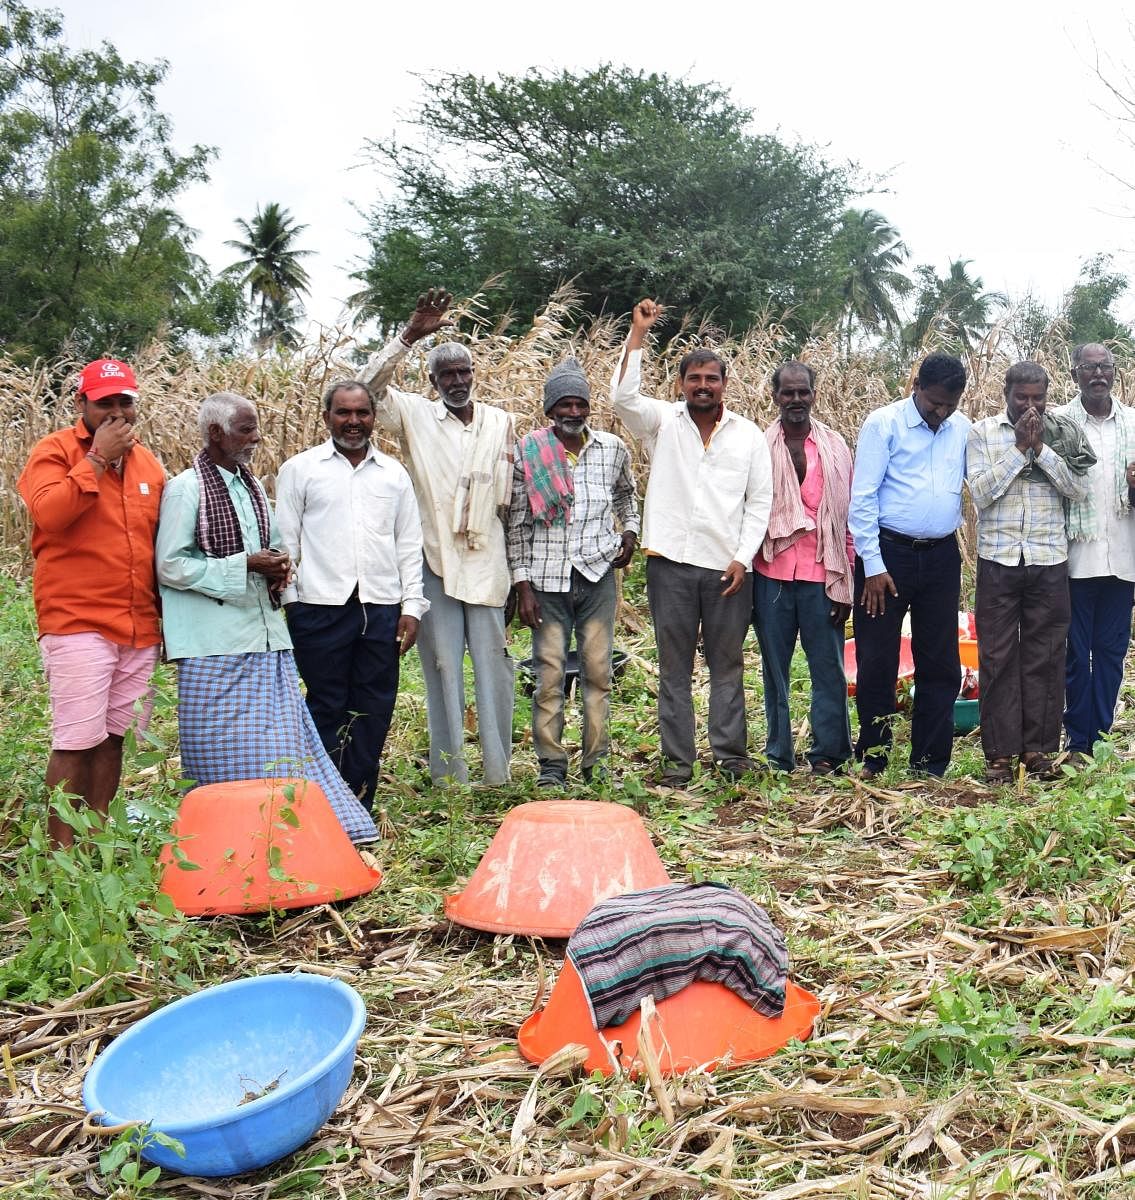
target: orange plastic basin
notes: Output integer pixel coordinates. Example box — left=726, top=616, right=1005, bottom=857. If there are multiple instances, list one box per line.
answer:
left=445, top=801, right=670, bottom=938
left=159, top=778, right=380, bottom=916
left=518, top=958, right=820, bottom=1075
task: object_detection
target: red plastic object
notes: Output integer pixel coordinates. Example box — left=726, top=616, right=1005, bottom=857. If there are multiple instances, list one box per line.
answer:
left=445, top=801, right=670, bottom=937
left=159, top=778, right=381, bottom=916
left=843, top=636, right=915, bottom=697
left=518, top=958, right=820, bottom=1075
left=844, top=633, right=979, bottom=694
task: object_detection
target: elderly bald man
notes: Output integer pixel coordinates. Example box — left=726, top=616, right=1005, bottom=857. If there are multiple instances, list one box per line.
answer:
left=1056, top=344, right=1135, bottom=759
left=359, top=290, right=516, bottom=788
left=155, top=391, right=376, bottom=843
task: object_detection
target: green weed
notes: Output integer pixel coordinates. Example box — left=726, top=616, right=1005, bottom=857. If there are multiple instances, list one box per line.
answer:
left=881, top=972, right=1021, bottom=1077
left=97, top=1125, right=185, bottom=1198
left=930, top=771, right=1134, bottom=893
left=0, top=789, right=234, bottom=1003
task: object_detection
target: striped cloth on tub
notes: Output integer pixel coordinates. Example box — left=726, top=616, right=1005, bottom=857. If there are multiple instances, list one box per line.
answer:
left=566, top=882, right=788, bottom=1030
left=176, top=650, right=377, bottom=845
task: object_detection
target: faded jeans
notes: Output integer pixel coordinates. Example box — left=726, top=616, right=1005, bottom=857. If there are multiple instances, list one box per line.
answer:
left=530, top=568, right=616, bottom=778
left=417, top=565, right=515, bottom=786
left=753, top=574, right=851, bottom=771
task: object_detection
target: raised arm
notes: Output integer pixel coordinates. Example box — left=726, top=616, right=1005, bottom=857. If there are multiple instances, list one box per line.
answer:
left=358, top=289, right=455, bottom=436
left=611, top=299, right=669, bottom=446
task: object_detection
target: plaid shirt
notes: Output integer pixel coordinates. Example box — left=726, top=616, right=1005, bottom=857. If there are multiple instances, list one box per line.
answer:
left=507, top=427, right=640, bottom=592
left=967, top=413, right=1092, bottom=566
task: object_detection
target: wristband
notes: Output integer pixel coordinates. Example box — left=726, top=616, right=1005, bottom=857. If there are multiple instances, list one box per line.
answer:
left=86, top=451, right=108, bottom=469
left=399, top=330, right=414, bottom=349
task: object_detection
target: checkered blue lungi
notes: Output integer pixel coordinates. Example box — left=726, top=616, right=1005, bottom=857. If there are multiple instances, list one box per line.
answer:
left=176, top=650, right=377, bottom=844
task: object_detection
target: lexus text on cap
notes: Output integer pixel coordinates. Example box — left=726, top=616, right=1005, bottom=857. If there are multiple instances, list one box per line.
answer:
left=78, top=359, right=139, bottom=403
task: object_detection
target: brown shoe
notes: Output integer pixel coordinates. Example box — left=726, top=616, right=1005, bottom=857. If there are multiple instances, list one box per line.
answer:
left=984, top=756, right=1014, bottom=784
left=1022, top=753, right=1060, bottom=780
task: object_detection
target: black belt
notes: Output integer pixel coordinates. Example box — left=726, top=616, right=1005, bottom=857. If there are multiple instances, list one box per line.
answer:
left=879, top=527, right=954, bottom=551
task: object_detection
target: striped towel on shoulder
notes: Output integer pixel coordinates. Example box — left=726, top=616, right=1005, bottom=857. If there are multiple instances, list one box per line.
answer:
left=566, top=882, right=788, bottom=1030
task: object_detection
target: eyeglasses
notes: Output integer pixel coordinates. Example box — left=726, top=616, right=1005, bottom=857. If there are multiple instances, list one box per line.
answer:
left=1078, top=361, right=1115, bottom=375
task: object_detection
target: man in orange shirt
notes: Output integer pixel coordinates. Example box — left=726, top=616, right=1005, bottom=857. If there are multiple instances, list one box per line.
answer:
left=18, top=359, right=165, bottom=846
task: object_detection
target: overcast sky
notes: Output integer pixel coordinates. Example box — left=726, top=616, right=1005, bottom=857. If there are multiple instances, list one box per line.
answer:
left=53, top=0, right=1135, bottom=337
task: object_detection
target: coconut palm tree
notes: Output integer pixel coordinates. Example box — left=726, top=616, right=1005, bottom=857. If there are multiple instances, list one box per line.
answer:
left=226, top=202, right=313, bottom=347
left=904, top=259, right=1006, bottom=354
left=829, top=208, right=912, bottom=353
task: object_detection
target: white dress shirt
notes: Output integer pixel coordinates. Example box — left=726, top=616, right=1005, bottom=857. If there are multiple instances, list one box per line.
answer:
left=611, top=346, right=772, bottom=571
left=275, top=439, right=429, bottom=618
left=359, top=338, right=513, bottom=608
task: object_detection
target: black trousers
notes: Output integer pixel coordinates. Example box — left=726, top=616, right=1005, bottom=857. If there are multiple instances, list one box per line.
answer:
left=288, top=597, right=401, bottom=811
left=853, top=535, right=961, bottom=775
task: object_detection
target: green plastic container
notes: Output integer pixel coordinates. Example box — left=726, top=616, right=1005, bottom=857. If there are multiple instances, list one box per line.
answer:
left=954, top=698, right=980, bottom=733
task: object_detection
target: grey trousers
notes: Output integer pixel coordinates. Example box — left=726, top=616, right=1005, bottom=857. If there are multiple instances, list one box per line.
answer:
left=417, top=565, right=515, bottom=785
left=646, top=556, right=752, bottom=768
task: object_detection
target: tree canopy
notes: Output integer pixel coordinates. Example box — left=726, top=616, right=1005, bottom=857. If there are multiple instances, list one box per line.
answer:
left=226, top=201, right=313, bottom=349
left=353, top=66, right=855, bottom=337
left=827, top=208, right=912, bottom=352
left=1062, top=253, right=1132, bottom=347
left=904, top=259, right=1007, bottom=355
left=0, top=1, right=243, bottom=363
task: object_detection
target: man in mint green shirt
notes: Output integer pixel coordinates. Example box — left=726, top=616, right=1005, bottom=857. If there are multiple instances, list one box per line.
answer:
left=156, top=392, right=375, bottom=843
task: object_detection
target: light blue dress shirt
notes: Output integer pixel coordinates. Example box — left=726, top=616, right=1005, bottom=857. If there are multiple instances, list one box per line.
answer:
left=156, top=466, right=292, bottom=660
left=849, top=396, right=971, bottom=577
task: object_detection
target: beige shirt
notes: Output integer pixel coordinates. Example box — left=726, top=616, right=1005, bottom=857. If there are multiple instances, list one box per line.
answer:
left=359, top=338, right=514, bottom=607
left=1056, top=403, right=1135, bottom=582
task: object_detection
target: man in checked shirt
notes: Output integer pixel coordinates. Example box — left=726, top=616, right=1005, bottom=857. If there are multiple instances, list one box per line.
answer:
left=507, top=358, right=640, bottom=787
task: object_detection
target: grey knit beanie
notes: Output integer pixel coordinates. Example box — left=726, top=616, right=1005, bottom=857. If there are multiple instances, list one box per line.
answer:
left=543, top=357, right=591, bottom=414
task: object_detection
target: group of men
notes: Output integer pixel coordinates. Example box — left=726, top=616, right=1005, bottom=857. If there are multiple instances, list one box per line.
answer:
left=852, top=342, right=1134, bottom=782
left=19, top=290, right=1135, bottom=847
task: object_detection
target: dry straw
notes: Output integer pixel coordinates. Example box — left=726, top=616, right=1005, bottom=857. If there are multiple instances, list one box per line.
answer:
left=2, top=287, right=1127, bottom=573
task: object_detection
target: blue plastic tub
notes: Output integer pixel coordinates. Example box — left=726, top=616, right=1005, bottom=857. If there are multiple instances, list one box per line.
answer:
left=83, top=973, right=365, bottom=1177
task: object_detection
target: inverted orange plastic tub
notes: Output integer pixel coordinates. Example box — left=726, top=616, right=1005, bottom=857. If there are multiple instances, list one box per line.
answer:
left=445, top=800, right=670, bottom=938
left=518, top=958, right=820, bottom=1075
left=159, top=778, right=381, bottom=916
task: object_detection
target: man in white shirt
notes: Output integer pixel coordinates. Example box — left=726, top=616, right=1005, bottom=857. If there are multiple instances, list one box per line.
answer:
left=359, top=290, right=516, bottom=787
left=276, top=380, right=428, bottom=811
left=1056, top=343, right=1135, bottom=759
left=612, top=299, right=772, bottom=785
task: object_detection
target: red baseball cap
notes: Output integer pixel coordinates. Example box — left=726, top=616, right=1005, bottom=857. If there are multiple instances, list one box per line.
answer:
left=78, top=359, right=139, bottom=403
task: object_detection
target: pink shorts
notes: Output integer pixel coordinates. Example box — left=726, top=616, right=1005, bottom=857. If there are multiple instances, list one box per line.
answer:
left=39, top=633, right=160, bottom=751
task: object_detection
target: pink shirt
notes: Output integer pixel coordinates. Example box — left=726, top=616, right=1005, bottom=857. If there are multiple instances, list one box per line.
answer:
left=756, top=435, right=824, bottom=582
left=756, top=433, right=855, bottom=583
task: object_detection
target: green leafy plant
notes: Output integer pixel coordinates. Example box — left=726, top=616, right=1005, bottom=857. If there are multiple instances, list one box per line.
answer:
left=0, top=791, right=232, bottom=1003
left=267, top=1146, right=356, bottom=1197
left=882, top=973, right=1021, bottom=1077
left=98, top=1124, right=185, bottom=1198
left=931, top=773, right=1133, bottom=892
